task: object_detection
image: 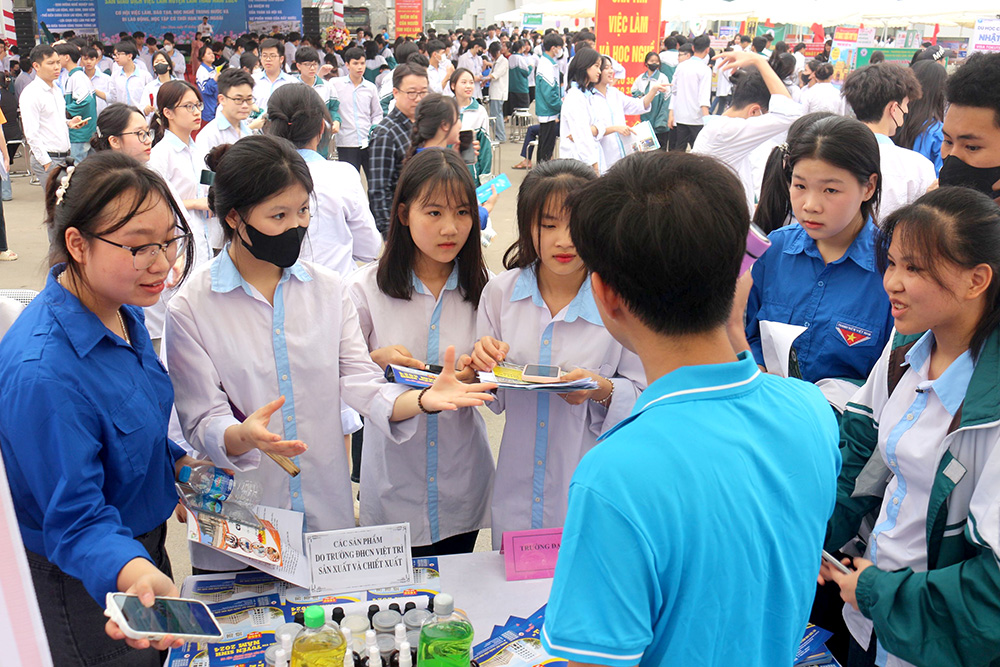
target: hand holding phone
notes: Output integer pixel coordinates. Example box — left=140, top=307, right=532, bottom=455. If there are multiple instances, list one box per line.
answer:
left=822, top=550, right=852, bottom=575
left=522, top=364, right=563, bottom=383
left=105, top=593, right=223, bottom=643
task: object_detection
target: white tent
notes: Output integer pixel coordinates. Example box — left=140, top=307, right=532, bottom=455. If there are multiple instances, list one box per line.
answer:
left=860, top=0, right=1000, bottom=27
left=495, top=0, right=596, bottom=22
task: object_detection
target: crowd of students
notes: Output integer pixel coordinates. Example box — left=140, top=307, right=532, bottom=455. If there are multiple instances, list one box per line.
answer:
left=0, top=20, right=999, bottom=667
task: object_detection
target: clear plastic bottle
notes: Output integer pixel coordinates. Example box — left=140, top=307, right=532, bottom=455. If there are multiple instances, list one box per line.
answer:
left=416, top=594, right=473, bottom=667
left=186, top=493, right=262, bottom=528
left=179, top=465, right=262, bottom=506
left=292, top=605, right=347, bottom=667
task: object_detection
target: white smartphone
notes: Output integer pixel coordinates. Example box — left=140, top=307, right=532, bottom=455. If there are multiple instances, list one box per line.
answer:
left=522, top=364, right=563, bottom=383
left=105, top=593, right=224, bottom=642
left=822, top=550, right=852, bottom=575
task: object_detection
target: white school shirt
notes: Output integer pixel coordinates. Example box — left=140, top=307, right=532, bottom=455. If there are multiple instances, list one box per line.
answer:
left=692, top=94, right=804, bottom=210
left=428, top=64, right=446, bottom=94
left=252, top=70, right=295, bottom=112
left=477, top=266, right=646, bottom=549
left=164, top=251, right=415, bottom=570
left=671, top=57, right=712, bottom=125
left=168, top=50, right=186, bottom=78
left=18, top=77, right=70, bottom=165
left=110, top=67, right=153, bottom=107
left=559, top=84, right=604, bottom=170
left=589, top=85, right=650, bottom=174
left=347, top=263, right=495, bottom=546
left=874, top=133, right=937, bottom=220
left=801, top=81, right=845, bottom=115
left=457, top=51, right=484, bottom=98
left=843, top=332, right=974, bottom=667
left=148, top=130, right=214, bottom=265
left=88, top=69, right=112, bottom=115
left=194, top=113, right=251, bottom=155
left=296, top=149, right=380, bottom=277
left=140, top=78, right=169, bottom=120
left=329, top=76, right=382, bottom=149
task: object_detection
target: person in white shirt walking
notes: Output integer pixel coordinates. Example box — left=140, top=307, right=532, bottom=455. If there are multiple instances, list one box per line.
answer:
left=457, top=40, right=485, bottom=99
left=55, top=42, right=97, bottom=164
left=252, top=38, right=295, bottom=112
left=842, top=62, right=936, bottom=219
left=427, top=40, right=453, bottom=94
left=140, top=50, right=175, bottom=122
left=196, top=17, right=213, bottom=40
left=110, top=41, right=152, bottom=108
left=487, top=42, right=508, bottom=142
left=668, top=34, right=712, bottom=151
left=82, top=46, right=112, bottom=116
left=800, top=61, right=845, bottom=115
left=330, top=47, right=383, bottom=176
left=162, top=33, right=186, bottom=79
left=195, top=68, right=253, bottom=155
left=559, top=48, right=604, bottom=174
left=19, top=45, right=85, bottom=189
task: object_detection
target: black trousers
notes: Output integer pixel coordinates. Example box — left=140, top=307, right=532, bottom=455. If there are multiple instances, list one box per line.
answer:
left=337, top=146, right=370, bottom=179
left=537, top=120, right=558, bottom=163
left=27, top=523, right=171, bottom=667
left=411, top=530, right=479, bottom=557
left=669, top=123, right=703, bottom=151
left=655, top=130, right=670, bottom=151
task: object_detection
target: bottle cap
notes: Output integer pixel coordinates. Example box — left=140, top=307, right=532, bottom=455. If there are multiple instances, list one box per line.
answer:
left=178, top=465, right=192, bottom=483
left=366, top=628, right=377, bottom=646
left=304, top=605, right=325, bottom=629
left=332, top=607, right=346, bottom=624
left=432, top=593, right=454, bottom=616
left=398, top=642, right=412, bottom=667
left=402, top=608, right=431, bottom=631
left=394, top=623, right=406, bottom=642
left=274, top=647, right=288, bottom=667
left=404, top=601, right=416, bottom=613
left=372, top=609, right=402, bottom=633
left=369, top=645, right=381, bottom=663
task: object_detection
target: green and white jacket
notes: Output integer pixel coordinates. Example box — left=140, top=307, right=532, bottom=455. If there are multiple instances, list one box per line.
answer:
left=827, top=327, right=1000, bottom=667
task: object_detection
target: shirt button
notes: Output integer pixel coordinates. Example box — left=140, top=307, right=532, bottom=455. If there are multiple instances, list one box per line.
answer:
left=292, top=492, right=299, bottom=498
left=429, top=441, right=435, bottom=447
left=804, top=321, right=810, bottom=327
left=430, top=324, right=437, bottom=330
left=534, top=497, right=541, bottom=503
left=275, top=328, right=281, bottom=335
left=543, top=339, right=549, bottom=345
left=537, top=460, right=543, bottom=465
left=818, top=280, right=825, bottom=287
left=893, top=497, right=900, bottom=505
left=286, top=415, right=293, bottom=422
left=539, top=421, right=545, bottom=428
left=282, top=374, right=288, bottom=381
left=429, top=476, right=435, bottom=482
left=906, top=413, right=914, bottom=421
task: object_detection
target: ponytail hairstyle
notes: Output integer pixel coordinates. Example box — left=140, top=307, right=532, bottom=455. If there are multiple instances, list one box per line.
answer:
left=504, top=159, right=597, bottom=270
left=403, top=93, right=459, bottom=161
left=753, top=114, right=880, bottom=233
left=808, top=59, right=834, bottom=82
left=206, top=135, right=313, bottom=244
left=264, top=82, right=331, bottom=149
left=377, top=148, right=488, bottom=305
left=877, top=186, right=1000, bottom=358
left=150, top=80, right=201, bottom=145
left=90, top=102, right=144, bottom=152
left=44, top=151, right=194, bottom=285
left=449, top=67, right=473, bottom=95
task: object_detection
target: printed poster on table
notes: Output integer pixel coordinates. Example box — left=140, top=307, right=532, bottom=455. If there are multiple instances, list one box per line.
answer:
left=595, top=0, right=661, bottom=97
left=971, top=18, right=1000, bottom=53
left=395, top=0, right=422, bottom=38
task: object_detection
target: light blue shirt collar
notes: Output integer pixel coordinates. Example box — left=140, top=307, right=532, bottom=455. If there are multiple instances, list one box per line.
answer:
left=215, top=114, right=248, bottom=134
left=510, top=263, right=603, bottom=326
left=411, top=264, right=460, bottom=295
left=874, top=133, right=894, bottom=146
left=163, top=129, right=195, bottom=153
left=210, top=244, right=312, bottom=297
left=296, top=148, right=325, bottom=163
left=904, top=330, right=975, bottom=416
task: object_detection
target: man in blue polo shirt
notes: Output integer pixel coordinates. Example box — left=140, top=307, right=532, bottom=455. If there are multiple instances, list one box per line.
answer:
left=541, top=151, right=841, bottom=666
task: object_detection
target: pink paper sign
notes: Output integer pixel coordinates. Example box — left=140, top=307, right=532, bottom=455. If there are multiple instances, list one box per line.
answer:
left=502, top=528, right=563, bottom=581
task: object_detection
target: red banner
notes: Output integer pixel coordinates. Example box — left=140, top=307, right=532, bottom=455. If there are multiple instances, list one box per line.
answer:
left=595, top=0, right=661, bottom=96
left=395, top=0, right=422, bottom=38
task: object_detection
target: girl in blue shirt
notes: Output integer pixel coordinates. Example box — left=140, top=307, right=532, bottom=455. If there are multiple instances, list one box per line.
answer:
left=0, top=152, right=197, bottom=665
left=745, top=116, right=894, bottom=386
left=894, top=60, right=946, bottom=176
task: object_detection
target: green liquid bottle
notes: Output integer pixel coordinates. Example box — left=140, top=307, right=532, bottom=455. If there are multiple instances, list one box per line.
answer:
left=417, top=593, right=474, bottom=667
left=292, top=606, right=347, bottom=667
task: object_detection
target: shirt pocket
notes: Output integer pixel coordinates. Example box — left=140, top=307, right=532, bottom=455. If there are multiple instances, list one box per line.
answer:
left=109, top=389, right=157, bottom=478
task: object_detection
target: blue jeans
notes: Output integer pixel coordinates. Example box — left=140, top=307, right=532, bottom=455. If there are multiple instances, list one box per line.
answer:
left=70, top=142, right=91, bottom=164
left=1, top=176, right=11, bottom=200
left=489, top=99, right=506, bottom=142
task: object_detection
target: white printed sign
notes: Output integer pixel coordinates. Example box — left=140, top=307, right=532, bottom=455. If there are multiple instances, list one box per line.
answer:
left=971, top=18, right=1000, bottom=53
left=306, top=523, right=413, bottom=595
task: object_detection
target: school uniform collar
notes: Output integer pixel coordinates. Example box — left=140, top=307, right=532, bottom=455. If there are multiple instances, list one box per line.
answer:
left=162, top=129, right=195, bottom=153
left=461, top=99, right=481, bottom=112
left=296, top=148, right=325, bottom=163
left=210, top=244, right=313, bottom=297
left=410, top=264, right=460, bottom=296
left=42, top=264, right=148, bottom=358
left=68, top=66, right=84, bottom=78
left=200, top=62, right=214, bottom=71
left=904, top=330, right=975, bottom=416
left=510, top=263, right=603, bottom=326
left=600, top=351, right=762, bottom=441
left=783, top=219, right=878, bottom=272
left=874, top=133, right=894, bottom=146
left=215, top=114, right=247, bottom=134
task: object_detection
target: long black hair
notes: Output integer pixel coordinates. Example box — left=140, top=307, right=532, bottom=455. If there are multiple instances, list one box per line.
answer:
left=404, top=93, right=459, bottom=161
left=504, top=159, right=597, bottom=270
left=90, top=103, right=144, bottom=152
left=567, top=47, right=601, bottom=90
left=377, top=148, right=488, bottom=305
left=894, top=60, right=946, bottom=151
left=753, top=114, right=881, bottom=232
left=878, top=186, right=1000, bottom=358
left=150, top=80, right=202, bottom=145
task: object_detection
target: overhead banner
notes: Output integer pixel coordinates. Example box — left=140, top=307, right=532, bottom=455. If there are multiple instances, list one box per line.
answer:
left=36, top=0, right=97, bottom=34
left=971, top=18, right=1000, bottom=53
left=596, top=0, right=660, bottom=96
left=395, top=0, right=422, bottom=38
left=247, top=0, right=302, bottom=34
left=523, top=13, right=543, bottom=29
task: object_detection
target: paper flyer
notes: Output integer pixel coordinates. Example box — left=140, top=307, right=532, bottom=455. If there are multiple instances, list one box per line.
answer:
left=183, top=503, right=283, bottom=568
left=625, top=120, right=660, bottom=154
left=759, top=320, right=807, bottom=378
left=478, top=362, right=598, bottom=392
left=166, top=594, right=290, bottom=667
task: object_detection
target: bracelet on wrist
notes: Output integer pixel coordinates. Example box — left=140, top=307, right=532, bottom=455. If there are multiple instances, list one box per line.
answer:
left=591, top=377, right=614, bottom=408
left=418, top=386, right=442, bottom=415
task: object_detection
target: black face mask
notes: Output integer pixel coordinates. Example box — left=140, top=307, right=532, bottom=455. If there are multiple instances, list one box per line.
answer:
left=241, top=222, right=306, bottom=268
left=647, top=62, right=659, bottom=71
left=939, top=155, right=1000, bottom=199
left=153, top=62, right=170, bottom=75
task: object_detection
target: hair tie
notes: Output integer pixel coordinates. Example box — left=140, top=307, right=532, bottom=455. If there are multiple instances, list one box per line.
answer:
left=288, top=121, right=293, bottom=126
left=778, top=142, right=789, bottom=154
left=55, top=165, right=76, bottom=207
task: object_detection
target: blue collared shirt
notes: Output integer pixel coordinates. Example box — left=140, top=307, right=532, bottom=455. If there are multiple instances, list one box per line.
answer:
left=746, top=220, right=893, bottom=383
left=542, top=352, right=841, bottom=666
left=0, top=266, right=185, bottom=603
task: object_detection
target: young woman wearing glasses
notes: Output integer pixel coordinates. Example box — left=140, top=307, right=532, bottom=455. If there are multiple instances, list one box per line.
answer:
left=0, top=151, right=200, bottom=666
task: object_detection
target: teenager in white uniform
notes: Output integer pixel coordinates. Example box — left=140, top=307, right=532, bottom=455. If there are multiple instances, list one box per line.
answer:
left=558, top=48, right=605, bottom=174
left=348, top=149, right=495, bottom=555
left=471, top=160, right=645, bottom=549
left=165, top=136, right=496, bottom=572
left=140, top=51, right=174, bottom=122
left=589, top=55, right=664, bottom=174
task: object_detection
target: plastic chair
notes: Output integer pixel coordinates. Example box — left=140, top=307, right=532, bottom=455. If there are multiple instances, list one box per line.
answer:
left=487, top=117, right=501, bottom=178
left=509, top=108, right=533, bottom=143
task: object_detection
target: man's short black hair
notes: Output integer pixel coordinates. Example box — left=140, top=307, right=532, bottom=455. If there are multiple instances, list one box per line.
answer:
left=114, top=41, right=139, bottom=59
left=427, top=39, right=446, bottom=55
left=740, top=35, right=752, bottom=44
left=294, top=45, right=320, bottom=64
left=53, top=42, right=81, bottom=63
left=678, top=43, right=694, bottom=56
left=543, top=33, right=564, bottom=52
left=259, top=38, right=282, bottom=55
left=568, top=152, right=749, bottom=336
left=751, top=36, right=767, bottom=53
left=344, top=46, right=365, bottom=62
left=392, top=61, right=428, bottom=89
left=729, top=68, right=770, bottom=112
left=842, top=62, right=922, bottom=123
left=692, top=34, right=711, bottom=53
left=947, top=52, right=1000, bottom=128
left=218, top=67, right=254, bottom=95
left=29, top=44, right=56, bottom=66
left=663, top=36, right=677, bottom=50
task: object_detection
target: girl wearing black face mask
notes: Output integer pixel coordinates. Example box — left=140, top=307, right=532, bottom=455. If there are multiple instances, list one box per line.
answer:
left=630, top=51, right=672, bottom=151
left=140, top=51, right=175, bottom=120
left=164, top=135, right=498, bottom=576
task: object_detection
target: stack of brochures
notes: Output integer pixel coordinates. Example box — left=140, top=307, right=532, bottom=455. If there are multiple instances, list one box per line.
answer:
left=385, top=362, right=599, bottom=392
left=796, top=624, right=841, bottom=666
left=472, top=605, right=564, bottom=666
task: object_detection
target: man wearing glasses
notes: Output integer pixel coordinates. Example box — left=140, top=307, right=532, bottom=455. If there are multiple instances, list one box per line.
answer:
left=252, top=38, right=294, bottom=112
left=196, top=68, right=255, bottom=155
left=294, top=46, right=342, bottom=139
left=367, top=62, right=429, bottom=236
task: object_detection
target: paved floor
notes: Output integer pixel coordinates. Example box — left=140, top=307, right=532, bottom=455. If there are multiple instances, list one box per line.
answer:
left=0, top=132, right=540, bottom=583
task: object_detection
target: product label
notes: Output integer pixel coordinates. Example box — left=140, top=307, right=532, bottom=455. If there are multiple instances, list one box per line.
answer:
left=206, top=470, right=236, bottom=500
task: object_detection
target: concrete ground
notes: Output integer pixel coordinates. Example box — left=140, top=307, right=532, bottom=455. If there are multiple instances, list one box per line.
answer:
left=0, top=128, right=540, bottom=583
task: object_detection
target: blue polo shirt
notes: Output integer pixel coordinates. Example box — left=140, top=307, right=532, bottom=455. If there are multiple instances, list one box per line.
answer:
left=541, top=352, right=841, bottom=666
left=746, top=221, right=893, bottom=383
